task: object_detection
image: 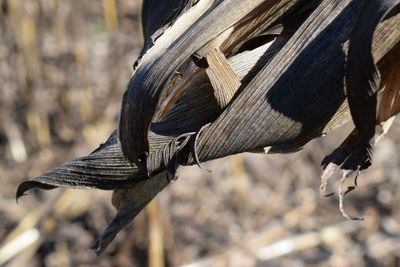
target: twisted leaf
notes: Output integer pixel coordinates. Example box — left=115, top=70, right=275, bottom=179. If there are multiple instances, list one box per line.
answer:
left=16, top=0, right=400, bottom=254
left=119, top=0, right=281, bottom=168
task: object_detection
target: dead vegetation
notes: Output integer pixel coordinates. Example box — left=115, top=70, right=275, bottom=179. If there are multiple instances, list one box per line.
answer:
left=1, top=0, right=400, bottom=266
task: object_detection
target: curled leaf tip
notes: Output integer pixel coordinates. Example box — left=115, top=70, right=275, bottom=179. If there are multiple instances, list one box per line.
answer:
left=16, top=187, right=27, bottom=202
left=16, top=181, right=56, bottom=202
left=16, top=182, right=34, bottom=199
left=15, top=191, right=26, bottom=204
left=191, top=124, right=212, bottom=173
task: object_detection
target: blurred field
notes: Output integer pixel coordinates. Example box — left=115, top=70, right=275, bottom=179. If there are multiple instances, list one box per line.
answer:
left=0, top=1, right=400, bottom=266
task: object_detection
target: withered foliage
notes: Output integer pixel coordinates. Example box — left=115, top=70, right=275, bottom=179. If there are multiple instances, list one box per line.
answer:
left=17, top=0, right=400, bottom=254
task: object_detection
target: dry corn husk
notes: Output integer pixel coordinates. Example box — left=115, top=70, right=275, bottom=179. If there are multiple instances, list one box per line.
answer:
left=17, top=0, right=400, bottom=254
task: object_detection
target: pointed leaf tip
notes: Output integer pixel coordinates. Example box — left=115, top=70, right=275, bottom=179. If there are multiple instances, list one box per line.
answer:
left=16, top=181, right=56, bottom=201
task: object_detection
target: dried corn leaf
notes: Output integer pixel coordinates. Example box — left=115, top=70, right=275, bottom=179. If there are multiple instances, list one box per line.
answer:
left=206, top=48, right=241, bottom=108
left=119, top=0, right=280, bottom=167
left=378, top=60, right=400, bottom=123
left=321, top=0, right=400, bottom=192
left=186, top=0, right=362, bottom=163
left=141, top=0, right=193, bottom=50
left=16, top=0, right=400, bottom=254
left=16, top=31, right=285, bottom=196
left=92, top=173, right=169, bottom=255
left=16, top=132, right=139, bottom=198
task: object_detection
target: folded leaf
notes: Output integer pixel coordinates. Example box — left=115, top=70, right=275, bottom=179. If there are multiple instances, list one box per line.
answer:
left=92, top=173, right=169, bottom=255
left=346, top=0, right=400, bottom=140
left=186, top=0, right=361, bottom=163
left=322, top=0, right=400, bottom=184
left=206, top=48, right=241, bottom=108
left=119, top=0, right=280, bottom=168
left=16, top=0, right=400, bottom=255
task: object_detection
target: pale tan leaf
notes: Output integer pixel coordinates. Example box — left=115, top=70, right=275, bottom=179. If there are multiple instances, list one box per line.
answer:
left=206, top=48, right=241, bottom=108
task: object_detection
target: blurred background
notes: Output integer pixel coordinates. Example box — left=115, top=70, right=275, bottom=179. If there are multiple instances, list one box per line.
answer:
left=0, top=0, right=400, bottom=266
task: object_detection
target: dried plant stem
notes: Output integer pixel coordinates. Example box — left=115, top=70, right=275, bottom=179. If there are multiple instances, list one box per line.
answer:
left=102, top=0, right=119, bottom=32
left=148, top=199, right=165, bottom=267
